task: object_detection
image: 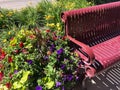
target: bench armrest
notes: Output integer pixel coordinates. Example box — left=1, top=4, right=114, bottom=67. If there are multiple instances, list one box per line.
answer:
left=67, top=36, right=95, bottom=64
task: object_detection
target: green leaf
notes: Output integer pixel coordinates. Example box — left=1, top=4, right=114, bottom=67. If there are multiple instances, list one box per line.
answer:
left=20, top=71, right=30, bottom=84
left=45, top=81, right=54, bottom=89
left=13, top=81, right=22, bottom=89
left=25, top=43, right=32, bottom=49
left=10, top=38, right=17, bottom=46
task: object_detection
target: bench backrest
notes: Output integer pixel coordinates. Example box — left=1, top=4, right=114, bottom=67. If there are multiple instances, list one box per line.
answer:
left=61, top=2, right=120, bottom=46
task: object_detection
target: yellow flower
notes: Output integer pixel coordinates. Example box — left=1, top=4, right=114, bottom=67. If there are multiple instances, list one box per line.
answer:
left=0, top=13, right=4, bottom=18
left=56, top=23, right=60, bottom=27
left=3, top=39, right=6, bottom=42
left=46, top=23, right=55, bottom=28
left=7, top=11, right=13, bottom=17
left=45, top=15, right=54, bottom=20
left=57, top=27, right=61, bottom=30
left=8, top=31, right=11, bottom=35
left=65, top=2, right=75, bottom=10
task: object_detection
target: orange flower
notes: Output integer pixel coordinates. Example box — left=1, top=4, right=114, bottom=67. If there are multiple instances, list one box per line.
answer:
left=47, top=51, right=52, bottom=56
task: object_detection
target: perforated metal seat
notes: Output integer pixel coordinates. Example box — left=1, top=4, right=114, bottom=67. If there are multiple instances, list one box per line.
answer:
left=61, top=1, right=120, bottom=77
left=91, top=35, right=120, bottom=68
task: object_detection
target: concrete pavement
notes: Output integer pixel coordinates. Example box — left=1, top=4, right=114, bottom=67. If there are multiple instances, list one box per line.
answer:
left=0, top=0, right=43, bottom=10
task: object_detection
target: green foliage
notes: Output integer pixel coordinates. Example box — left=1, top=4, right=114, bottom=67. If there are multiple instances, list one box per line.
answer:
left=0, top=0, right=94, bottom=90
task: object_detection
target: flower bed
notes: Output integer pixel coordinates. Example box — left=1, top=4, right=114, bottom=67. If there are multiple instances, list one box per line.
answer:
left=0, top=0, right=94, bottom=90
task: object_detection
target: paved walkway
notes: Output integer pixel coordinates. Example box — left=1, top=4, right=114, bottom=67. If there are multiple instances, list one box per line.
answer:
left=0, top=0, right=48, bottom=10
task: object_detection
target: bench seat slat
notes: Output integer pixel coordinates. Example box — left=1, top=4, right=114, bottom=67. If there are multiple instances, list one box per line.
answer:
left=92, top=35, right=120, bottom=68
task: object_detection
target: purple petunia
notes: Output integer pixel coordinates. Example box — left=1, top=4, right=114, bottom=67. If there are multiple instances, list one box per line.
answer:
left=35, top=86, right=42, bottom=90
left=62, top=86, right=64, bottom=90
left=60, top=64, right=66, bottom=70
left=14, top=70, right=18, bottom=74
left=56, top=81, right=62, bottom=87
left=57, top=48, right=64, bottom=55
left=67, top=74, right=73, bottom=81
left=26, top=60, right=33, bottom=64
left=76, top=76, right=79, bottom=80
left=50, top=44, right=55, bottom=52
left=44, top=56, right=49, bottom=60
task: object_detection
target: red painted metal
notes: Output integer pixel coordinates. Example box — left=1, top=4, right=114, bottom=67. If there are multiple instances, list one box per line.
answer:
left=61, top=1, right=120, bottom=77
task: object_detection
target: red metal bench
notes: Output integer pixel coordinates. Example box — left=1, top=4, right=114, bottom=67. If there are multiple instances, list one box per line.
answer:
left=61, top=1, right=120, bottom=78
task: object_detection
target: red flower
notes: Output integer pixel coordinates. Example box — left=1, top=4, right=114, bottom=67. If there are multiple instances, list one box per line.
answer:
left=22, top=49, right=29, bottom=54
left=0, top=72, right=4, bottom=81
left=46, top=29, right=50, bottom=33
left=62, top=36, right=67, bottom=40
left=0, top=49, right=6, bottom=61
left=19, top=42, right=24, bottom=48
left=6, top=82, right=11, bottom=89
left=13, top=50, right=19, bottom=54
left=53, top=37, right=57, bottom=40
left=8, top=56, right=13, bottom=63
left=29, top=35, right=36, bottom=39
left=10, top=37, right=14, bottom=40
left=0, top=63, right=3, bottom=69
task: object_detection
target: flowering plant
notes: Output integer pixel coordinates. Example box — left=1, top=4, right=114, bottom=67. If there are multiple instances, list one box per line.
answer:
left=0, top=0, right=95, bottom=90
left=0, top=28, right=83, bottom=90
